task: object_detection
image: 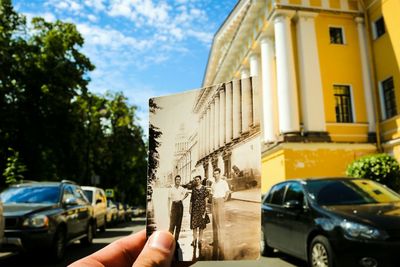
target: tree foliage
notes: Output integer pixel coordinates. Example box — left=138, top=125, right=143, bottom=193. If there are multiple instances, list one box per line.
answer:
left=148, top=98, right=162, bottom=183
left=346, top=153, right=400, bottom=191
left=0, top=1, right=147, bottom=205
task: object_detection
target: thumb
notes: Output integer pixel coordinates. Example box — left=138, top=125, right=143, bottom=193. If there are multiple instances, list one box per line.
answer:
left=133, top=231, right=176, bottom=267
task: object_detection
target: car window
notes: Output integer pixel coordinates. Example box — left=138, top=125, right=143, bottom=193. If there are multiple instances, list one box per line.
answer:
left=83, top=190, right=93, bottom=203
left=268, top=183, right=287, bottom=206
left=284, top=182, right=304, bottom=204
left=63, top=185, right=75, bottom=202
left=74, top=187, right=89, bottom=205
left=305, top=179, right=400, bottom=205
left=1, top=186, right=61, bottom=204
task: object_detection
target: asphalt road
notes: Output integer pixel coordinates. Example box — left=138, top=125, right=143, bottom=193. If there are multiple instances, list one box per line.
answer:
left=0, top=218, right=306, bottom=267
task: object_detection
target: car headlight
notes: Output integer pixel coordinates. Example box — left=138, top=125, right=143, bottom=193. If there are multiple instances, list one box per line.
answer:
left=23, top=215, right=49, bottom=228
left=340, top=220, right=388, bottom=240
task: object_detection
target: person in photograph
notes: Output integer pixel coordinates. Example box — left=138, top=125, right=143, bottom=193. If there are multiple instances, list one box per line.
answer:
left=201, top=175, right=213, bottom=187
left=189, top=175, right=209, bottom=247
left=168, top=175, right=188, bottom=241
left=211, top=167, right=230, bottom=259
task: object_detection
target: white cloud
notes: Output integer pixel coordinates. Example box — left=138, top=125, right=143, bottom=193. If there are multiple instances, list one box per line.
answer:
left=84, top=0, right=106, bottom=11
left=87, top=14, right=98, bottom=22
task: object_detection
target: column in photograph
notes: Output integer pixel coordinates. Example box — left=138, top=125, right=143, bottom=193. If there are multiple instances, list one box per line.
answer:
left=355, top=17, right=375, bottom=132
left=274, top=11, right=300, bottom=133
left=198, top=115, right=202, bottom=159
left=241, top=68, right=252, bottom=133
left=201, top=114, right=205, bottom=158
left=260, top=36, right=278, bottom=142
left=225, top=81, right=233, bottom=143
left=232, top=79, right=241, bottom=139
left=296, top=11, right=325, bottom=132
left=219, top=85, right=226, bottom=148
left=210, top=99, right=215, bottom=153
left=249, top=53, right=261, bottom=127
left=214, top=91, right=220, bottom=150
left=206, top=106, right=211, bottom=155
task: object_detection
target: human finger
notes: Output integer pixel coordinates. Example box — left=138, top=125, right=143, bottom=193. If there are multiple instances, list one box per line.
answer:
left=69, top=229, right=147, bottom=267
left=133, top=231, right=175, bottom=267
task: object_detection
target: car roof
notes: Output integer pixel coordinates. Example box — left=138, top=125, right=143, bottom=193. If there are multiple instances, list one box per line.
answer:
left=9, top=180, right=78, bottom=188
left=81, top=186, right=104, bottom=191
left=275, top=177, right=363, bottom=185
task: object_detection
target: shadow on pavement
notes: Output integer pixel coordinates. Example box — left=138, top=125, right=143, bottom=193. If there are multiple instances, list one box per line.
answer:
left=266, top=251, right=308, bottom=267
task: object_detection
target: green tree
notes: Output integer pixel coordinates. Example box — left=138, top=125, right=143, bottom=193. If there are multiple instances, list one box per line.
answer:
left=2, top=148, right=27, bottom=185
left=346, top=153, right=400, bottom=191
left=148, top=98, right=162, bottom=184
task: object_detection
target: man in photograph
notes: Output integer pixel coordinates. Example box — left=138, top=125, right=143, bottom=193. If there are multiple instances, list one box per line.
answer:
left=211, top=167, right=230, bottom=259
left=168, top=175, right=188, bottom=241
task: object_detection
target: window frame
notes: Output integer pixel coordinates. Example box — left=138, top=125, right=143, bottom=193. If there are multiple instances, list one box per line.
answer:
left=333, top=84, right=356, bottom=123
left=265, top=182, right=288, bottom=207
left=329, top=26, right=346, bottom=45
left=379, top=76, right=397, bottom=120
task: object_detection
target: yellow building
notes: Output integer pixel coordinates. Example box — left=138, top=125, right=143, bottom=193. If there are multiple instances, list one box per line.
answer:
left=202, top=0, right=400, bottom=193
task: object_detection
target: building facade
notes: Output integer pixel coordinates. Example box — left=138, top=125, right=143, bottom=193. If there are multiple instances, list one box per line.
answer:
left=203, top=0, right=400, bottom=193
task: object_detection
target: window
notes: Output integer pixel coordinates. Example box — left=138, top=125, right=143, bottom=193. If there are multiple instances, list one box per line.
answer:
left=284, top=183, right=304, bottom=204
left=329, top=27, right=344, bottom=44
left=267, top=183, right=287, bottom=206
left=381, top=77, right=397, bottom=119
left=334, top=85, right=353, bottom=123
left=373, top=17, right=385, bottom=39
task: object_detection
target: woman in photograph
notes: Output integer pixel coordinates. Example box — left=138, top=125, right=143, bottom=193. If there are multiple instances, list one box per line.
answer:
left=189, top=175, right=209, bottom=247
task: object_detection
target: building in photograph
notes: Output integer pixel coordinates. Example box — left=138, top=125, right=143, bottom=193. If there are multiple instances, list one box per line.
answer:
left=203, top=0, right=400, bottom=193
left=193, top=77, right=261, bottom=183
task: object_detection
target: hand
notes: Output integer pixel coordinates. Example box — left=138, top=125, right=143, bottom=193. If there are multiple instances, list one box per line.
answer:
left=69, top=230, right=176, bottom=267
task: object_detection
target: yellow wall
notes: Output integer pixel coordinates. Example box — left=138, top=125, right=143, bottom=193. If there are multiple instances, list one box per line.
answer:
left=368, top=0, right=400, bottom=141
left=261, top=144, right=376, bottom=193
left=310, top=0, right=322, bottom=7
left=315, top=13, right=368, bottom=140
left=326, top=123, right=369, bottom=142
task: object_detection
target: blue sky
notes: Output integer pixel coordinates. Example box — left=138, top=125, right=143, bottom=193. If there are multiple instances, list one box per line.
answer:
left=13, top=0, right=238, bottom=132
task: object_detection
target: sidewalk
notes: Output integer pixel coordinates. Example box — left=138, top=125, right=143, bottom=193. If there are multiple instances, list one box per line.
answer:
left=230, top=188, right=261, bottom=203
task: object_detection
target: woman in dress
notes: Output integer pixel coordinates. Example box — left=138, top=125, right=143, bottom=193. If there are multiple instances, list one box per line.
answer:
left=189, top=175, right=209, bottom=247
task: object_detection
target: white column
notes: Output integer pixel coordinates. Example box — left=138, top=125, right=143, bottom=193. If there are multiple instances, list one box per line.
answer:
left=274, top=11, right=300, bottom=133
left=214, top=93, right=220, bottom=150
left=241, top=68, right=252, bottom=133
left=210, top=101, right=215, bottom=152
left=232, top=79, right=241, bottom=139
left=206, top=107, right=211, bottom=155
left=219, top=87, right=226, bottom=147
left=198, top=116, right=203, bottom=158
left=225, top=82, right=233, bottom=142
left=250, top=53, right=261, bottom=126
left=296, top=11, right=326, bottom=132
left=201, top=115, right=205, bottom=157
left=260, top=36, right=278, bottom=142
left=355, top=17, right=375, bottom=132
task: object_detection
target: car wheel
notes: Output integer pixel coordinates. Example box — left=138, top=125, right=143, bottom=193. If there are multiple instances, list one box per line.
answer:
left=261, top=230, right=274, bottom=256
left=309, top=235, right=335, bottom=267
left=81, top=222, right=94, bottom=246
left=51, top=228, right=66, bottom=261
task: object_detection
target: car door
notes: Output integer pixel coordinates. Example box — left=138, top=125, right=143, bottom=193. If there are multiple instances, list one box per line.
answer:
left=72, top=186, right=91, bottom=235
left=262, top=182, right=288, bottom=249
left=280, top=182, right=310, bottom=260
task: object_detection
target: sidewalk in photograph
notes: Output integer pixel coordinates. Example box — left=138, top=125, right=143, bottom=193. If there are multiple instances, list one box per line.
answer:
left=230, top=188, right=261, bottom=203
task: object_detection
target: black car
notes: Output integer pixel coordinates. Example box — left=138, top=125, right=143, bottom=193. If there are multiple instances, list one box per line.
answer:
left=261, top=177, right=400, bottom=267
left=0, top=180, right=95, bottom=261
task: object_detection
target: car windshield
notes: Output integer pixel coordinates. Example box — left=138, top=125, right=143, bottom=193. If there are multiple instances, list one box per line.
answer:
left=1, top=186, right=61, bottom=204
left=305, top=179, right=400, bottom=206
left=83, top=190, right=93, bottom=203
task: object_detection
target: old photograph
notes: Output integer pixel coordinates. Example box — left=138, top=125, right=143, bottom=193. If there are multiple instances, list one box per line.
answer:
left=147, top=78, right=261, bottom=261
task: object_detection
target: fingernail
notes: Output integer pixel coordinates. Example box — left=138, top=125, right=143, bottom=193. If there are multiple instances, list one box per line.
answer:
left=149, top=231, right=174, bottom=253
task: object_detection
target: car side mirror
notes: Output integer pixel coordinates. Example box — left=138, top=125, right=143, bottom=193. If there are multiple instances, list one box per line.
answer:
left=64, top=197, right=78, bottom=206
left=96, top=199, right=102, bottom=204
left=283, top=200, right=303, bottom=210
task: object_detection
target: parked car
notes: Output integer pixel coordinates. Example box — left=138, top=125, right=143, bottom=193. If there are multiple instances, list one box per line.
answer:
left=82, top=186, right=107, bottom=232
left=106, top=199, right=118, bottom=226
left=116, top=202, right=125, bottom=223
left=261, top=177, right=400, bottom=267
left=0, top=180, right=95, bottom=261
left=124, top=204, right=133, bottom=221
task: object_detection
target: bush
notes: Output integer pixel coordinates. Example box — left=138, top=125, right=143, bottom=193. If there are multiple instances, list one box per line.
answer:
left=346, top=153, right=400, bottom=191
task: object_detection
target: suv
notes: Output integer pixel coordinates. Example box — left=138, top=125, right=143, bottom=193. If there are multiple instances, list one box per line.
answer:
left=0, top=180, right=95, bottom=261
left=82, top=186, right=107, bottom=232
